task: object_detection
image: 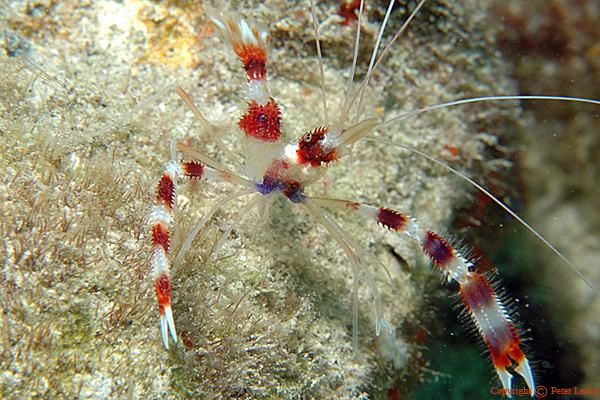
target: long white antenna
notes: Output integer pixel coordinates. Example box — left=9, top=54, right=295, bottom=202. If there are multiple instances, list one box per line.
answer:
left=338, top=0, right=366, bottom=127
left=355, top=0, right=395, bottom=120
left=376, top=95, right=600, bottom=130
left=342, top=0, right=428, bottom=123
left=363, top=132, right=600, bottom=298
left=309, top=0, right=330, bottom=127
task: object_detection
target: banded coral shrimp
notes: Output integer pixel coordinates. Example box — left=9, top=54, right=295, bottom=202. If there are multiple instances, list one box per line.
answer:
left=1, top=0, right=599, bottom=398
left=140, top=0, right=600, bottom=397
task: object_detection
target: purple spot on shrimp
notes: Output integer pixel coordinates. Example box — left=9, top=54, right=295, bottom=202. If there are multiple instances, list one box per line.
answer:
left=422, top=231, right=454, bottom=266
left=377, top=208, right=407, bottom=231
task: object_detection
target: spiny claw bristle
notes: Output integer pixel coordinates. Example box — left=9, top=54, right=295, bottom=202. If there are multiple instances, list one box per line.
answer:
left=515, top=357, right=536, bottom=396
left=496, top=367, right=513, bottom=397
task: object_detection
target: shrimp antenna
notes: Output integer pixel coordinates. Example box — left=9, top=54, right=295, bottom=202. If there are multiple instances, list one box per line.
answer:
left=376, top=95, right=600, bottom=129
left=339, top=0, right=365, bottom=126
left=339, top=0, right=427, bottom=125
left=364, top=136, right=600, bottom=298
left=355, top=0, right=395, bottom=121
left=338, top=0, right=396, bottom=127
left=308, top=0, right=330, bottom=126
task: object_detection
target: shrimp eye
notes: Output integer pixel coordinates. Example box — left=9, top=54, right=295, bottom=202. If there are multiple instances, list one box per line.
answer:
left=303, top=132, right=312, bottom=143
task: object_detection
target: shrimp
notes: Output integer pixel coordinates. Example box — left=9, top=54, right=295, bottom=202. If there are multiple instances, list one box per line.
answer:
left=6, top=0, right=600, bottom=398
left=144, top=0, right=599, bottom=397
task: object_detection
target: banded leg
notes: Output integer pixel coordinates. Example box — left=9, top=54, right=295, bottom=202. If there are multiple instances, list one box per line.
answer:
left=306, top=196, right=535, bottom=395
left=210, top=16, right=271, bottom=103
left=149, top=159, right=254, bottom=349
left=211, top=16, right=284, bottom=178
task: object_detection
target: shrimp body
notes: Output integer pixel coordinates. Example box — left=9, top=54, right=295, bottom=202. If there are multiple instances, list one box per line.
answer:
left=148, top=5, right=542, bottom=395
